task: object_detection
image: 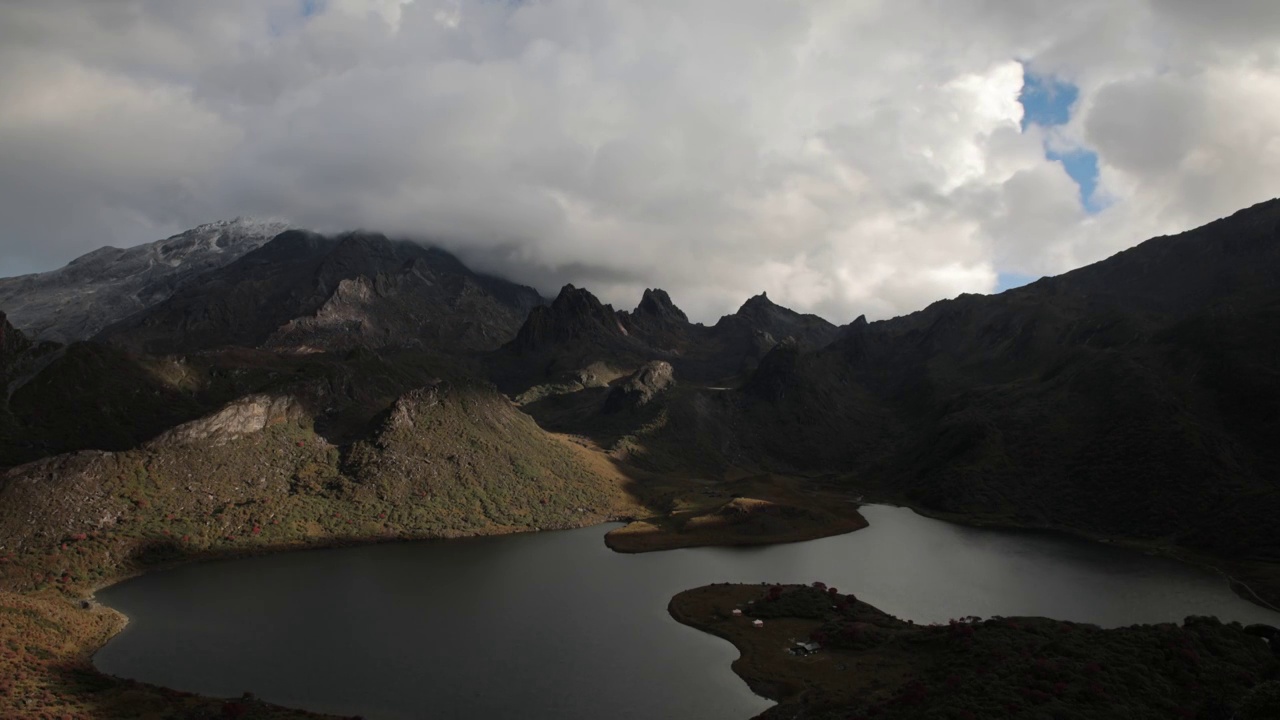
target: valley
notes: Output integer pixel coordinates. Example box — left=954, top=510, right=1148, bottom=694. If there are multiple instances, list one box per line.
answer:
left=1, top=200, right=1279, bottom=717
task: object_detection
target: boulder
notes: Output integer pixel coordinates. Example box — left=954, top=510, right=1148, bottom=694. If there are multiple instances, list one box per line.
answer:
left=604, top=361, right=675, bottom=413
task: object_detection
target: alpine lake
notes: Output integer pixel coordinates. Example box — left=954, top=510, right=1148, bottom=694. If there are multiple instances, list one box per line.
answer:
left=94, top=505, right=1280, bottom=720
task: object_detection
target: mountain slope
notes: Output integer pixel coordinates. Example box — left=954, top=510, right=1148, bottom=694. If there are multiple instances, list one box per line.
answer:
left=0, top=218, right=292, bottom=343
left=99, top=231, right=543, bottom=355
left=0, top=378, right=635, bottom=593
left=738, top=199, right=1280, bottom=591
left=0, top=312, right=30, bottom=380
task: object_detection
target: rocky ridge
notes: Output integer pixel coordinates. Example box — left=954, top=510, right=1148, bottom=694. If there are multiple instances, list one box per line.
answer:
left=99, top=231, right=543, bottom=356
left=734, top=199, right=1280, bottom=602
left=0, top=218, right=292, bottom=343
left=495, top=284, right=841, bottom=393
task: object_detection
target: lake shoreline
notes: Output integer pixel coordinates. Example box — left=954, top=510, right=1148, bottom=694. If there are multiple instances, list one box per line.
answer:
left=5, top=494, right=1276, bottom=718
left=3, top=510, right=632, bottom=720
left=669, top=582, right=1280, bottom=720
left=878, top=499, right=1280, bottom=613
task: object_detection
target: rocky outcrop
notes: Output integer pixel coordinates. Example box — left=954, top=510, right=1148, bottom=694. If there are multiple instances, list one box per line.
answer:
left=498, top=284, right=842, bottom=392
left=714, top=291, right=839, bottom=351
left=633, top=288, right=689, bottom=326
left=266, top=254, right=541, bottom=353
left=616, top=288, right=695, bottom=357
left=604, top=361, right=675, bottom=413
left=494, top=285, right=656, bottom=392
left=511, top=285, right=633, bottom=353
left=151, top=395, right=306, bottom=447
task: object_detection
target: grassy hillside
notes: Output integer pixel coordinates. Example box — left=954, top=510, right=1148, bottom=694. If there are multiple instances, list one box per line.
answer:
left=0, top=380, right=636, bottom=595
left=0, top=378, right=639, bottom=718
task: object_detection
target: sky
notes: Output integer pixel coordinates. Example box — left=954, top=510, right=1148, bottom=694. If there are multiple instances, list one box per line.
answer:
left=1, top=1, right=1278, bottom=323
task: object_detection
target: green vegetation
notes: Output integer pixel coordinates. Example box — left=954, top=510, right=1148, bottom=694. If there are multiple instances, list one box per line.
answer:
left=672, top=583, right=1280, bottom=720
left=0, top=375, right=639, bottom=718
left=0, top=380, right=636, bottom=594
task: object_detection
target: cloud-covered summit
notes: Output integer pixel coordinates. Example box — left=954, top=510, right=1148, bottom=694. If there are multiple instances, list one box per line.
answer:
left=1, top=0, right=1277, bottom=323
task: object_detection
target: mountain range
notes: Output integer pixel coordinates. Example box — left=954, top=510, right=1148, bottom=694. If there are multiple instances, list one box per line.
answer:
left=1, top=200, right=1278, bottom=613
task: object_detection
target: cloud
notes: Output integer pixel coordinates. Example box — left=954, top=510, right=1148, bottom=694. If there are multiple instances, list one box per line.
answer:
left=0, top=0, right=1278, bottom=322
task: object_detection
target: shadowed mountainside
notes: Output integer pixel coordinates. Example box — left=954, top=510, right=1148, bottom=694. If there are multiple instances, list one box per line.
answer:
left=98, top=230, right=543, bottom=356
left=734, top=199, right=1280, bottom=602
left=491, top=200, right=1280, bottom=603
left=490, top=284, right=838, bottom=394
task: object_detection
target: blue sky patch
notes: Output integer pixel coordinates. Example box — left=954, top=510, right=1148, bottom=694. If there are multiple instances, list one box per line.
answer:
left=1053, top=148, right=1104, bottom=213
left=995, top=272, right=1039, bottom=293
left=1018, top=68, right=1104, bottom=214
left=1019, top=73, right=1077, bottom=130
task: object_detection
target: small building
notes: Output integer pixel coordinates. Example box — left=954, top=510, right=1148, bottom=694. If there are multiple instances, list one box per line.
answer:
left=731, top=609, right=743, bottom=617
left=752, top=619, right=764, bottom=628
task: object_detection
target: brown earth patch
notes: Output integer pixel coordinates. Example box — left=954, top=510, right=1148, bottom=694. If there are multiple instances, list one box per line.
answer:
left=606, top=474, right=866, bottom=552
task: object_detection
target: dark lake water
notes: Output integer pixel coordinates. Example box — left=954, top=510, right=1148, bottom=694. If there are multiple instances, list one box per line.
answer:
left=94, top=505, right=1280, bottom=720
